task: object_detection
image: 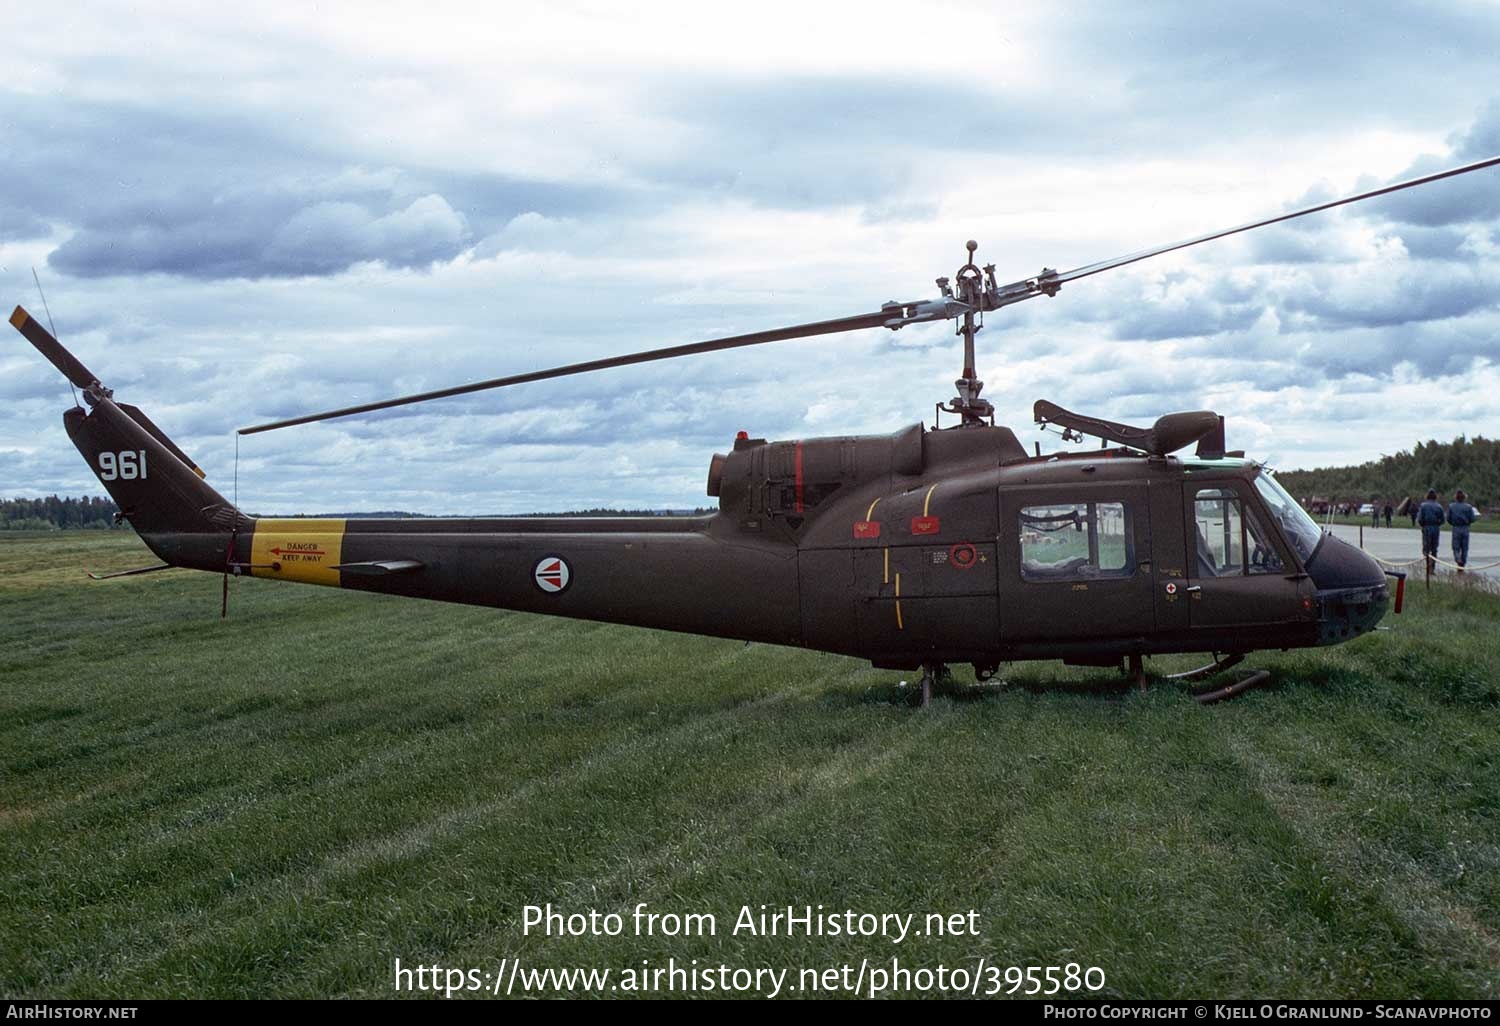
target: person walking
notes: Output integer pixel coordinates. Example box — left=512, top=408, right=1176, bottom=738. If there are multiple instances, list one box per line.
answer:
left=1418, top=490, right=1446, bottom=566
left=1383, top=501, right=1393, bottom=528
left=1372, top=502, right=1381, bottom=528
left=1407, top=497, right=1418, bottom=527
left=1447, top=489, right=1479, bottom=570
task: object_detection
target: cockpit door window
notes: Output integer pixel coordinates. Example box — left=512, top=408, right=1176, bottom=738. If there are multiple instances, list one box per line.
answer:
left=1192, top=486, right=1288, bottom=577
left=1193, top=488, right=1243, bottom=576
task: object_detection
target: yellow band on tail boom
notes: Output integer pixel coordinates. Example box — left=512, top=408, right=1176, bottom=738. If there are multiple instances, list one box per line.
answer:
left=250, top=518, right=346, bottom=586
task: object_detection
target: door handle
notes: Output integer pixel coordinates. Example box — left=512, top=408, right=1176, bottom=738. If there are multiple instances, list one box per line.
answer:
left=1185, top=585, right=1203, bottom=593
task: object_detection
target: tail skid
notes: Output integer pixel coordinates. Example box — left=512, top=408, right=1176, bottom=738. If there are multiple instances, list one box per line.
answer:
left=86, top=563, right=176, bottom=580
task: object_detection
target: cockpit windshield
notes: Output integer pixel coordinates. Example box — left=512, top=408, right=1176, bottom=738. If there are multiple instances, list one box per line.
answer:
left=1254, top=470, right=1324, bottom=564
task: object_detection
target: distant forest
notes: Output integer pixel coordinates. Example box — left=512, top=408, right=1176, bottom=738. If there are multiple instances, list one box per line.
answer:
left=2, top=497, right=714, bottom=530
left=1277, top=436, right=1499, bottom=509
left=1, top=495, right=121, bottom=530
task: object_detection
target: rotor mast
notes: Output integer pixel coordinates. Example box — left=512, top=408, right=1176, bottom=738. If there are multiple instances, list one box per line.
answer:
left=941, top=240, right=996, bottom=426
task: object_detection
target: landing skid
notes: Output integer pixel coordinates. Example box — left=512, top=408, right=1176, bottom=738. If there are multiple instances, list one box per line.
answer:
left=1192, top=670, right=1270, bottom=705
left=898, top=653, right=1268, bottom=707
left=1121, top=652, right=1269, bottom=705
left=1163, top=652, right=1245, bottom=682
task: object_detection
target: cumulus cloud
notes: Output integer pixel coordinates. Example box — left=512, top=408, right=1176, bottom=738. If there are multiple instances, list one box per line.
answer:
left=46, top=181, right=473, bottom=280
left=264, top=195, right=468, bottom=275
left=0, top=90, right=611, bottom=280
left=1360, top=103, right=1500, bottom=228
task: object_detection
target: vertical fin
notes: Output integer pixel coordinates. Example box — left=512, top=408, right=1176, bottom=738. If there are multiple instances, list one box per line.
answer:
left=119, top=403, right=206, bottom=478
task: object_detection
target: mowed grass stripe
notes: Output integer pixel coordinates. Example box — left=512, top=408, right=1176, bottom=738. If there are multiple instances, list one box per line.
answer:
left=72, top=658, right=903, bottom=995
left=1231, top=733, right=1500, bottom=980
left=2, top=537, right=877, bottom=994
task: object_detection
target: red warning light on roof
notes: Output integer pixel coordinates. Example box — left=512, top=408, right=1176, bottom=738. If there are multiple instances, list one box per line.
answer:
left=736, top=430, right=749, bottom=440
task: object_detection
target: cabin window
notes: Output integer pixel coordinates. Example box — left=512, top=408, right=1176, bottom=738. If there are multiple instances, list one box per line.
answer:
left=1019, top=501, right=1133, bottom=581
left=1193, top=487, right=1284, bottom=576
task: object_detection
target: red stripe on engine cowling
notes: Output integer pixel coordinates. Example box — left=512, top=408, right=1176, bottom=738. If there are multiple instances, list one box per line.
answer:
left=794, top=441, right=804, bottom=513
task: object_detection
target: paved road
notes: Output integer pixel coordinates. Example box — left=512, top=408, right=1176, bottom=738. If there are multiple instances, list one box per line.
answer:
left=1324, top=522, right=1500, bottom=577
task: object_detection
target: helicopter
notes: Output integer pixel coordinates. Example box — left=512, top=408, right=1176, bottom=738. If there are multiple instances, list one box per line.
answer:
left=15, top=153, right=1500, bottom=705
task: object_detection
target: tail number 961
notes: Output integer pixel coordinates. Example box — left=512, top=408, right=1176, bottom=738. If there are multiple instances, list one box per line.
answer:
left=99, top=450, right=148, bottom=481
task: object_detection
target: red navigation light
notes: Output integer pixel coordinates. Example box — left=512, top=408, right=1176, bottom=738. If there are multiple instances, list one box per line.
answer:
left=736, top=430, right=749, bottom=440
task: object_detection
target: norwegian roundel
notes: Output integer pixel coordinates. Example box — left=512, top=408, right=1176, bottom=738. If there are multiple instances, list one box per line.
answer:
left=533, top=555, right=571, bottom=594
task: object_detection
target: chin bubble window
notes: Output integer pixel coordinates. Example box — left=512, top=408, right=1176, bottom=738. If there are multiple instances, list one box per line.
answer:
left=1019, top=501, right=1132, bottom=581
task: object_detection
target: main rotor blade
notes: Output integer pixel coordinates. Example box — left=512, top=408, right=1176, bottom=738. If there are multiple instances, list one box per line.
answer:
left=240, top=152, right=1500, bottom=435
left=1051, top=152, right=1500, bottom=286
left=239, top=308, right=901, bottom=434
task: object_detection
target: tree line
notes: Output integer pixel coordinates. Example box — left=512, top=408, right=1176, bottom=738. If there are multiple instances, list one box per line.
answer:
left=1, top=495, right=121, bottom=530
left=1276, top=436, right=1499, bottom=509
left=2, top=497, right=715, bottom=530
left=14, top=438, right=1499, bottom=533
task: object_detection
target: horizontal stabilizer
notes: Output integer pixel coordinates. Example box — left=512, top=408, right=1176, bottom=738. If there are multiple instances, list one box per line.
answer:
left=332, top=559, right=425, bottom=576
left=86, top=563, right=175, bottom=580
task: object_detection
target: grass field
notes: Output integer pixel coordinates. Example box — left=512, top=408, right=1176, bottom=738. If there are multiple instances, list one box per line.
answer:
left=2, top=530, right=1498, bottom=999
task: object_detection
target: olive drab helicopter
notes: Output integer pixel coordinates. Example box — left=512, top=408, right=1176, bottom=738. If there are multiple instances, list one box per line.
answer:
left=15, top=154, right=1500, bottom=705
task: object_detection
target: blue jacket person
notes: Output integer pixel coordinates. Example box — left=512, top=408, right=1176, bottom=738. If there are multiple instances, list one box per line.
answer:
left=1418, top=490, right=1446, bottom=562
left=1447, top=490, right=1479, bottom=569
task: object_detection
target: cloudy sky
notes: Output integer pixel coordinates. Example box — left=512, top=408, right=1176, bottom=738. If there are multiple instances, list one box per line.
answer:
left=3, top=0, right=1500, bottom=514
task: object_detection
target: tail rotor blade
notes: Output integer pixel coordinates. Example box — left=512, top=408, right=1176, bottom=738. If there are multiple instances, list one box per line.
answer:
left=10, top=306, right=101, bottom=392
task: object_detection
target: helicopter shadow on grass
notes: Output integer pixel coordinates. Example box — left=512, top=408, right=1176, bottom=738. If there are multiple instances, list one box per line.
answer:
left=823, top=660, right=1320, bottom=709
left=825, top=666, right=1139, bottom=709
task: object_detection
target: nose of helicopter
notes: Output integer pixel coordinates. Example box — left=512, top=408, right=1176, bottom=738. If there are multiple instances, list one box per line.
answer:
left=1306, top=533, right=1390, bottom=645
